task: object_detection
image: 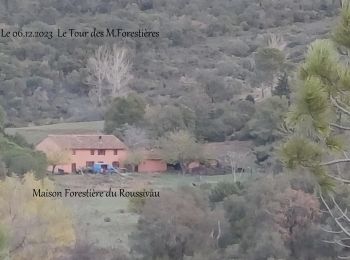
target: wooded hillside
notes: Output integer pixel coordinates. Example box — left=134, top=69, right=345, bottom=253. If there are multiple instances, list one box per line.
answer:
left=0, top=0, right=341, bottom=129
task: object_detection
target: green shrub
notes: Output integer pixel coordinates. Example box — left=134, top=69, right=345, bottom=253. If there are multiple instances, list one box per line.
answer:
left=128, top=196, right=146, bottom=213
left=0, top=135, right=47, bottom=177
left=209, top=181, right=243, bottom=203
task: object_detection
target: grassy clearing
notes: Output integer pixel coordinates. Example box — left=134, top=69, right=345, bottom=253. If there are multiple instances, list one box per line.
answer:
left=54, top=174, right=138, bottom=250
left=148, top=172, right=238, bottom=188
left=5, top=121, right=104, bottom=144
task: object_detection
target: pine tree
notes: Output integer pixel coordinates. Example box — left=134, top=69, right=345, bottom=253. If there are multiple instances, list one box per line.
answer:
left=281, top=1, right=350, bottom=191
left=272, top=72, right=290, bottom=102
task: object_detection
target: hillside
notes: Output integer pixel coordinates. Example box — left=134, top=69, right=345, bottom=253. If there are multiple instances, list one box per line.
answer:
left=0, top=0, right=341, bottom=128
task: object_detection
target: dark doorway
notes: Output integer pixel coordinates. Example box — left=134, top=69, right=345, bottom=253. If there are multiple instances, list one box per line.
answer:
left=71, top=163, right=77, bottom=173
left=167, top=163, right=181, bottom=171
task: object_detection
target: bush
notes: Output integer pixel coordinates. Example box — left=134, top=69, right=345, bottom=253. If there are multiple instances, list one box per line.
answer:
left=128, top=196, right=146, bottom=213
left=221, top=39, right=250, bottom=57
left=209, top=182, right=243, bottom=203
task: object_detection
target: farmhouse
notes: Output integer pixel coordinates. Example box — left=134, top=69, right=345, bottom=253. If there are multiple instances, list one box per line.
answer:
left=36, top=134, right=128, bottom=173
left=36, top=134, right=167, bottom=174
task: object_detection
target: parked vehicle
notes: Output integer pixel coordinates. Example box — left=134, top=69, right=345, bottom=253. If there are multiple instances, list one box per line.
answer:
left=87, top=163, right=120, bottom=174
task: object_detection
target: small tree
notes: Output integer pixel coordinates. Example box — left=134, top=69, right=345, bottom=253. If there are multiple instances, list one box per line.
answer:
left=160, top=130, right=203, bottom=174
left=104, top=93, right=146, bottom=134
left=46, top=148, right=72, bottom=174
left=125, top=150, right=144, bottom=172
left=248, top=96, right=289, bottom=145
left=225, top=151, right=250, bottom=183
left=145, top=104, right=196, bottom=138
left=272, top=72, right=291, bottom=102
left=254, top=34, right=286, bottom=96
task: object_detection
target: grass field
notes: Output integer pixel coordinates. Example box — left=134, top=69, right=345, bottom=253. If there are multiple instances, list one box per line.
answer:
left=54, top=173, right=236, bottom=251
left=5, top=121, right=104, bottom=144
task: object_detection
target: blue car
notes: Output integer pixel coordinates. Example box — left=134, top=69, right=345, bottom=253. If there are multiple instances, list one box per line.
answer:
left=89, top=163, right=119, bottom=174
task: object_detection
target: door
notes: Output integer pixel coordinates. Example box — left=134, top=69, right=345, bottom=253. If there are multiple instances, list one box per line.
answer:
left=112, top=161, right=120, bottom=168
left=71, top=163, right=76, bottom=173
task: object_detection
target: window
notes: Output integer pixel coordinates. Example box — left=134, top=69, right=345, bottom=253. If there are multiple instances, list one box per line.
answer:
left=90, top=150, right=95, bottom=155
left=114, top=149, right=118, bottom=155
left=72, top=150, right=76, bottom=155
left=98, top=149, right=106, bottom=155
left=86, top=161, right=94, bottom=167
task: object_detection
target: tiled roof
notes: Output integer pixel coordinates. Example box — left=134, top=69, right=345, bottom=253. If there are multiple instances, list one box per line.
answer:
left=44, top=134, right=127, bottom=150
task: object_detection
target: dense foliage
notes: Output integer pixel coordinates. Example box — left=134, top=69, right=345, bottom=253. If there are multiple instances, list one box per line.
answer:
left=0, top=132, right=47, bottom=177
left=129, top=175, right=341, bottom=260
left=0, top=173, right=76, bottom=259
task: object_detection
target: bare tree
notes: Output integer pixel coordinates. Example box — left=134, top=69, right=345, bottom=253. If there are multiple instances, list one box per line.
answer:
left=122, top=125, right=150, bottom=150
left=86, top=45, right=109, bottom=106
left=105, top=45, right=133, bottom=99
left=225, top=151, right=250, bottom=183
left=87, top=45, right=133, bottom=106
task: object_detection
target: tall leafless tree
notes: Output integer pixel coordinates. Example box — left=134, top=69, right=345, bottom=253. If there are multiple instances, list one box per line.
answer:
left=225, top=151, right=250, bottom=183
left=86, top=45, right=110, bottom=106
left=105, top=45, right=133, bottom=99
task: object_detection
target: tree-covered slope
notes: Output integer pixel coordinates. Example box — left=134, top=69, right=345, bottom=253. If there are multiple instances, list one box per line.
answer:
left=0, top=0, right=342, bottom=127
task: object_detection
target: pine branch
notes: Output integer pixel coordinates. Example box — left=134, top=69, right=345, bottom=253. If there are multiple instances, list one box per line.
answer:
left=323, top=239, right=350, bottom=249
left=331, top=96, right=350, bottom=117
left=320, top=193, right=350, bottom=237
left=326, top=174, right=350, bottom=184
left=331, top=123, right=350, bottom=130
left=321, top=158, right=350, bottom=166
